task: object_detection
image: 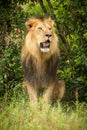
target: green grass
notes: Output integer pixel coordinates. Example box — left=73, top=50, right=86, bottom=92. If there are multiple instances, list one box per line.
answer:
left=0, top=98, right=87, bottom=130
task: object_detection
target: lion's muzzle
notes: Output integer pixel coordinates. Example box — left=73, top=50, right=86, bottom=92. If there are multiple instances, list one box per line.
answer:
left=40, top=39, right=51, bottom=53
left=40, top=34, right=52, bottom=53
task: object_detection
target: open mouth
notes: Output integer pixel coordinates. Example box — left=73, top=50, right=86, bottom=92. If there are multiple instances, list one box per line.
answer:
left=40, top=40, right=50, bottom=53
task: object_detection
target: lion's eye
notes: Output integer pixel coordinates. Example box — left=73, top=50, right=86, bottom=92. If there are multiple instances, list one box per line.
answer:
left=38, top=27, right=43, bottom=30
left=49, top=27, right=51, bottom=30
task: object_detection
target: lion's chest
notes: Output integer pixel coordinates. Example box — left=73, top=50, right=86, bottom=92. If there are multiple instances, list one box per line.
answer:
left=23, top=54, right=57, bottom=87
left=33, top=61, right=48, bottom=84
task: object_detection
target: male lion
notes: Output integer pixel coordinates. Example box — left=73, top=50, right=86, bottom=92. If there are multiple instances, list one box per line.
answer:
left=21, top=16, right=65, bottom=103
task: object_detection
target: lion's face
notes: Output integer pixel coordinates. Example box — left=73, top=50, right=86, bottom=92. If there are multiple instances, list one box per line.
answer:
left=25, top=17, right=56, bottom=53
left=34, top=22, right=53, bottom=53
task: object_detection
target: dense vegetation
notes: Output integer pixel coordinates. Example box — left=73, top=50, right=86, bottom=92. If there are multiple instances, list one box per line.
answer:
left=0, top=0, right=87, bottom=129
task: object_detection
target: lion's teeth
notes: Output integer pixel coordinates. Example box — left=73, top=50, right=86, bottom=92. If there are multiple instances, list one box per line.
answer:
left=40, top=48, right=50, bottom=53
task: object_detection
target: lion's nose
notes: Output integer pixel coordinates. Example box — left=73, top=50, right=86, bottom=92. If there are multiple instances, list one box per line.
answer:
left=45, top=34, right=52, bottom=38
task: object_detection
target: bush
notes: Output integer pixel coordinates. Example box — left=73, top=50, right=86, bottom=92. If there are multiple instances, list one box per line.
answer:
left=0, top=29, right=24, bottom=100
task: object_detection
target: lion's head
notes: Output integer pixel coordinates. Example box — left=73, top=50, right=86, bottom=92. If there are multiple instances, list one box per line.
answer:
left=25, top=17, right=59, bottom=56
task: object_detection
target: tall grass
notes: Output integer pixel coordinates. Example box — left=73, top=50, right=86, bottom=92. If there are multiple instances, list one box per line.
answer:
left=0, top=96, right=87, bottom=130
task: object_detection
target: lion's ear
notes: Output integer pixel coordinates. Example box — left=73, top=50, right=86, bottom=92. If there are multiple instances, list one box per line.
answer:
left=25, top=20, right=33, bottom=30
left=25, top=19, right=38, bottom=31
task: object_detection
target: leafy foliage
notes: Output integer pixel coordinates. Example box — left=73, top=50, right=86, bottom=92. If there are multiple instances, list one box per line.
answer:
left=0, top=42, right=23, bottom=98
left=53, top=0, right=87, bottom=102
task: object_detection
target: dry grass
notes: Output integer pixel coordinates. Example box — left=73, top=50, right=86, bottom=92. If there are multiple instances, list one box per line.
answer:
left=0, top=98, right=87, bottom=130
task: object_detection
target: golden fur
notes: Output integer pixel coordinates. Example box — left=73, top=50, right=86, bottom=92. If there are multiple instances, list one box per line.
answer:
left=21, top=17, right=65, bottom=103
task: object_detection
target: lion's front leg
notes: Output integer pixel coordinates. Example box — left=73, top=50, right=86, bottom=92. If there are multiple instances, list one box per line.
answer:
left=25, top=82, right=38, bottom=103
left=52, top=80, right=65, bottom=103
left=43, top=84, right=54, bottom=103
